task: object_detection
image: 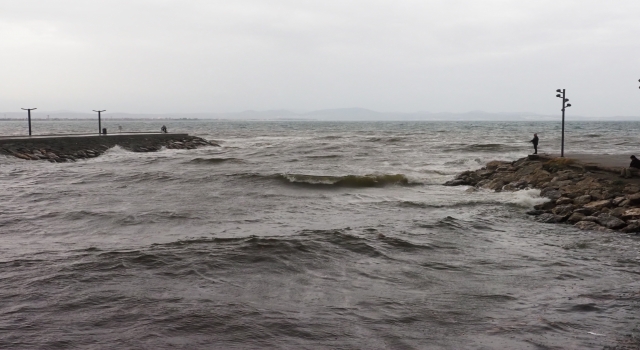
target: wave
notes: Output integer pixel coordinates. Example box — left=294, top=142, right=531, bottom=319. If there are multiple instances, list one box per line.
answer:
left=188, top=157, right=242, bottom=164
left=276, top=173, right=412, bottom=187
left=444, top=143, right=522, bottom=153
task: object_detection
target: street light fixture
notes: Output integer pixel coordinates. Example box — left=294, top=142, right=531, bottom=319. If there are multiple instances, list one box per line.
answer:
left=21, top=108, right=37, bottom=136
left=93, top=110, right=106, bottom=135
left=556, top=89, right=571, bottom=157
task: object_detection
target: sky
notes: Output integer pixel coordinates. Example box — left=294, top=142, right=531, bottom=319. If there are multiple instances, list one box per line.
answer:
left=1, top=0, right=640, bottom=117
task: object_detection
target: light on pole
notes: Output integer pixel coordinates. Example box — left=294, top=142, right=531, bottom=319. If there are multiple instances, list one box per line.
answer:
left=21, top=108, right=37, bottom=136
left=555, top=89, right=572, bottom=157
left=93, top=110, right=106, bottom=135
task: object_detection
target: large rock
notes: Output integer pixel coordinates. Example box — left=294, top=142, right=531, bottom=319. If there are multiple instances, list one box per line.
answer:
left=573, top=207, right=594, bottom=216
left=624, top=185, right=640, bottom=194
left=540, top=187, right=562, bottom=200
left=596, top=213, right=626, bottom=229
left=621, top=208, right=640, bottom=220
left=581, top=216, right=599, bottom=222
left=556, top=197, right=573, bottom=205
left=574, top=221, right=610, bottom=232
left=567, top=212, right=585, bottom=223
left=583, top=199, right=611, bottom=210
left=443, top=179, right=468, bottom=186
left=612, top=196, right=626, bottom=206
left=609, top=207, right=626, bottom=218
left=535, top=213, right=562, bottom=223
left=552, top=204, right=574, bottom=217
left=626, top=193, right=640, bottom=205
left=534, top=201, right=555, bottom=211
left=621, top=222, right=640, bottom=233
left=573, top=195, right=592, bottom=206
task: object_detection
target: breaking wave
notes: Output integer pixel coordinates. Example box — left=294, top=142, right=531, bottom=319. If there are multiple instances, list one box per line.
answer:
left=188, top=157, right=242, bottom=164
left=444, top=143, right=522, bottom=153
left=275, top=173, right=413, bottom=187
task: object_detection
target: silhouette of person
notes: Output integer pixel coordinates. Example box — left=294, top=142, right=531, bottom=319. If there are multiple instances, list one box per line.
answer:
left=621, top=155, right=640, bottom=178
left=161, top=125, right=167, bottom=133
left=530, top=133, right=539, bottom=154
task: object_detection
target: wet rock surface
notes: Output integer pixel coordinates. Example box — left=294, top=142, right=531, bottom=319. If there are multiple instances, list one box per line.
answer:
left=445, top=154, right=640, bottom=234
left=0, top=134, right=218, bottom=162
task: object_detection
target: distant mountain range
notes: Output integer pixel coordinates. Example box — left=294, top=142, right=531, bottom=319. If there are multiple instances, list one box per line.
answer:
left=1, top=108, right=639, bottom=121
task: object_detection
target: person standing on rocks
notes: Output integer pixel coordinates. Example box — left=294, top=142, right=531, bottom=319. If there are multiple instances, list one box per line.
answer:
left=621, top=155, right=640, bottom=178
left=530, top=133, right=539, bottom=154
left=161, top=125, right=168, bottom=133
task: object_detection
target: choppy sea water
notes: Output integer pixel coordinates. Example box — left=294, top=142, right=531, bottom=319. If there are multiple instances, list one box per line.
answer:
left=1, top=120, right=639, bottom=349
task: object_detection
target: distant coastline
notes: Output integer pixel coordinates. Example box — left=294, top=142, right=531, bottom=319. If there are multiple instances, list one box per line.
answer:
left=2, top=108, right=640, bottom=121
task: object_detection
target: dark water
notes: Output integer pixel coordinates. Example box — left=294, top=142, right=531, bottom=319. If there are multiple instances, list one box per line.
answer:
left=1, top=120, right=639, bottom=349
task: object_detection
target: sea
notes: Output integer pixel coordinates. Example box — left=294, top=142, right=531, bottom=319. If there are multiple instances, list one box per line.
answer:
left=1, top=119, right=639, bottom=349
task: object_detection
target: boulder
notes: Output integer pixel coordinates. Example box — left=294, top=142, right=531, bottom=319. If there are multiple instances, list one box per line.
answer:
left=574, top=221, right=611, bottom=232
left=612, top=196, right=626, bottom=206
left=621, top=222, right=640, bottom=233
left=624, top=185, right=640, bottom=194
left=581, top=216, right=599, bottom=222
left=540, top=188, right=562, bottom=200
left=552, top=204, right=574, bottom=217
left=626, top=193, right=640, bottom=205
left=534, top=201, right=555, bottom=211
left=621, top=208, right=640, bottom=220
left=573, top=195, right=592, bottom=206
left=609, top=207, right=626, bottom=218
left=572, top=207, right=594, bottom=216
left=484, top=179, right=505, bottom=191
left=444, top=179, right=470, bottom=187
left=556, top=197, right=573, bottom=205
left=535, top=213, right=562, bottom=223
left=583, top=199, right=611, bottom=210
left=596, top=213, right=626, bottom=229
left=567, top=212, right=585, bottom=223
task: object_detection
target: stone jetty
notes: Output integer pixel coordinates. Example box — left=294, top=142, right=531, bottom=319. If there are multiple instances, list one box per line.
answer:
left=0, top=133, right=218, bottom=162
left=444, top=154, right=640, bottom=234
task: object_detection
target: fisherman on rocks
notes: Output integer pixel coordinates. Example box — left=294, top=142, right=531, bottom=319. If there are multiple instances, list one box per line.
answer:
left=530, top=133, right=539, bottom=154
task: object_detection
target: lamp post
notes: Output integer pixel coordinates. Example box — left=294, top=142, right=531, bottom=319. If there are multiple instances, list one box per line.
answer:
left=21, top=108, right=37, bottom=136
left=93, top=110, right=106, bottom=135
left=555, top=89, right=572, bottom=157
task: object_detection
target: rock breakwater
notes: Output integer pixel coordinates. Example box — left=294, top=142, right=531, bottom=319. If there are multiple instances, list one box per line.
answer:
left=0, top=134, right=218, bottom=162
left=445, top=155, right=640, bottom=234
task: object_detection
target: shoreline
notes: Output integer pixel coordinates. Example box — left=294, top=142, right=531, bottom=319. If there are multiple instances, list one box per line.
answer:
left=445, top=154, right=640, bottom=234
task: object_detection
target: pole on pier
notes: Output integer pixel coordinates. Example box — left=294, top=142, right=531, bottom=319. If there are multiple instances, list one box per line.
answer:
left=93, top=110, right=106, bottom=135
left=21, top=108, right=36, bottom=136
left=555, top=89, right=572, bottom=157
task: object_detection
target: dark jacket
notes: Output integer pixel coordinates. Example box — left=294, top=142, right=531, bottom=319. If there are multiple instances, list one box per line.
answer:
left=530, top=136, right=539, bottom=146
left=630, top=157, right=640, bottom=169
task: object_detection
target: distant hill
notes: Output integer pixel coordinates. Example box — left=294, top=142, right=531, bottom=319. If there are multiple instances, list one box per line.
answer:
left=1, top=108, right=639, bottom=121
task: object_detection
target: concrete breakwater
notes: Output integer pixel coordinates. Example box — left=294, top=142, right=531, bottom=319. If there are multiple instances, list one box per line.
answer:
left=0, top=134, right=218, bottom=162
left=445, top=155, right=640, bottom=234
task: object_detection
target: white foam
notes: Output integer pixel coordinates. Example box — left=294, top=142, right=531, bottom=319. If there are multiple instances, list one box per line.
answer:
left=502, top=188, right=549, bottom=207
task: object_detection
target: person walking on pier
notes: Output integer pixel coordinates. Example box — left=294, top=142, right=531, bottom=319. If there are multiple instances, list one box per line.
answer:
left=530, top=133, right=539, bottom=154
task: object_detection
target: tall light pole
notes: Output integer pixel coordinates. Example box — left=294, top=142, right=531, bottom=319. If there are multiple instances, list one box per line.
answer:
left=21, top=108, right=37, bottom=136
left=555, top=89, right=572, bottom=157
left=93, top=110, right=106, bottom=135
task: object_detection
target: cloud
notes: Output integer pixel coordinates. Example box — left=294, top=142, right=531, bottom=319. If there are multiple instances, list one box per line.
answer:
left=1, top=0, right=639, bottom=116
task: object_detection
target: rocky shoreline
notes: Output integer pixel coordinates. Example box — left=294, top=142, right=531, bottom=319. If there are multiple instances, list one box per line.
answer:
left=444, top=155, right=640, bottom=234
left=0, top=134, right=218, bottom=162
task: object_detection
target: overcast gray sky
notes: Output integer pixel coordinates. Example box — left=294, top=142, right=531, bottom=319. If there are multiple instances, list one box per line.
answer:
left=1, top=0, right=639, bottom=116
